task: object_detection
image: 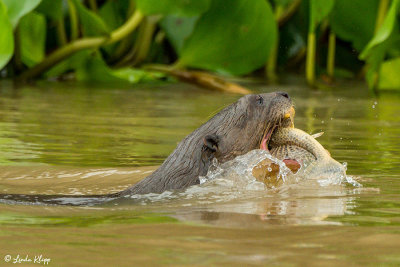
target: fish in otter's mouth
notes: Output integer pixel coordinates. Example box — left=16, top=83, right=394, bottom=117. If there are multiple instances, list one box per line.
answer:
left=260, top=106, right=295, bottom=152
left=258, top=106, right=346, bottom=178
left=254, top=106, right=347, bottom=185
left=258, top=106, right=320, bottom=173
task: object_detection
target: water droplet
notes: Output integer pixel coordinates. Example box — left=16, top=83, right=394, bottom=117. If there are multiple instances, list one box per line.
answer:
left=212, top=158, right=218, bottom=166
left=267, top=167, right=272, bottom=172
left=199, top=176, right=207, bottom=184
left=342, top=162, right=348, bottom=171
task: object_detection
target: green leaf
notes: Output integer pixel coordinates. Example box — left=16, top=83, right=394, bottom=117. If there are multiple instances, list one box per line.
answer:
left=112, top=68, right=166, bottom=83
left=387, top=35, right=400, bottom=58
left=136, top=0, right=211, bottom=16
left=2, top=0, right=41, bottom=28
left=70, top=0, right=110, bottom=36
left=46, top=49, right=166, bottom=83
left=273, top=0, right=295, bottom=8
left=19, top=12, right=46, bottom=67
left=360, top=0, right=400, bottom=60
left=359, top=0, right=400, bottom=88
left=98, top=0, right=129, bottom=56
left=45, top=49, right=120, bottom=81
left=36, top=0, right=63, bottom=20
left=0, top=0, right=14, bottom=70
left=75, top=53, right=124, bottom=82
left=160, top=15, right=199, bottom=54
left=45, top=50, right=90, bottom=78
left=330, top=0, right=378, bottom=51
left=178, top=0, right=277, bottom=75
left=309, top=0, right=334, bottom=33
left=98, top=0, right=127, bottom=30
left=379, top=57, right=400, bottom=90
left=74, top=53, right=165, bottom=83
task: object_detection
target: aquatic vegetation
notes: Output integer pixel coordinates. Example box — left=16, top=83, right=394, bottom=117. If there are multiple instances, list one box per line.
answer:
left=0, top=0, right=400, bottom=91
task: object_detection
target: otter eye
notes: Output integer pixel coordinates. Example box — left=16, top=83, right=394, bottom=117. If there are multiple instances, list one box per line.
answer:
left=255, top=95, right=264, bottom=105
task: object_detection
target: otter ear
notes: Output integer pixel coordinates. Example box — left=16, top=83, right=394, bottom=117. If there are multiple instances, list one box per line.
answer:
left=203, top=134, right=220, bottom=152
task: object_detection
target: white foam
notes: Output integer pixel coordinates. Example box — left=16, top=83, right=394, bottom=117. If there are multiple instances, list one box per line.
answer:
left=125, top=149, right=361, bottom=205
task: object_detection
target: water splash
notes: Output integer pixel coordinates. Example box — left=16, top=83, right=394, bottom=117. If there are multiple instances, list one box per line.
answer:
left=344, top=175, right=362, bottom=187
left=342, top=162, right=348, bottom=170
left=123, top=149, right=361, bottom=205
left=199, top=149, right=292, bottom=186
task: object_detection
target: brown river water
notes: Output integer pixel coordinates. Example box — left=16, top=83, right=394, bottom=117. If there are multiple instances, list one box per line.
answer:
left=0, top=79, right=399, bottom=266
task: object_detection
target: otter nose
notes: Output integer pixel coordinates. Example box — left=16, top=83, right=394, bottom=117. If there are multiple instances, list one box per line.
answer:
left=277, top=92, right=290, bottom=99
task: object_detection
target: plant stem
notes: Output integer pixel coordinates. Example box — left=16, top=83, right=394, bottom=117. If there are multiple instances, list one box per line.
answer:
left=131, top=16, right=158, bottom=66
left=115, top=19, right=146, bottom=67
left=375, top=0, right=390, bottom=33
left=88, top=0, right=97, bottom=12
left=306, top=32, right=316, bottom=86
left=266, top=43, right=279, bottom=82
left=327, top=31, right=335, bottom=78
left=117, top=15, right=159, bottom=67
left=19, top=10, right=144, bottom=81
left=13, top=26, right=23, bottom=72
left=108, top=10, right=143, bottom=44
left=278, top=0, right=302, bottom=27
left=145, top=64, right=252, bottom=95
left=67, top=0, right=79, bottom=40
left=110, top=0, right=136, bottom=62
left=171, top=59, right=186, bottom=70
left=367, top=0, right=390, bottom=90
left=56, top=18, right=67, bottom=46
left=266, top=5, right=284, bottom=83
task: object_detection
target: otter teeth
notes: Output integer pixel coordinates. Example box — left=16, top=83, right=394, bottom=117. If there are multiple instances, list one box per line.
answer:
left=260, top=125, right=277, bottom=151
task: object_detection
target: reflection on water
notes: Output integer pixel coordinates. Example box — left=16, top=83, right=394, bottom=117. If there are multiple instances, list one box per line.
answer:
left=110, top=149, right=360, bottom=225
left=0, top=147, right=362, bottom=226
left=0, top=81, right=240, bottom=166
left=0, top=80, right=400, bottom=266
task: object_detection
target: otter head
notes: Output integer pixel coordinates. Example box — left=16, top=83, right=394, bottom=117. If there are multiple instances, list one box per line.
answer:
left=119, top=91, right=295, bottom=195
left=201, top=92, right=293, bottom=165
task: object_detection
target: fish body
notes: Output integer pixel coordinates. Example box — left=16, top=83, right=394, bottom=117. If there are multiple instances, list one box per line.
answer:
left=269, top=127, right=346, bottom=179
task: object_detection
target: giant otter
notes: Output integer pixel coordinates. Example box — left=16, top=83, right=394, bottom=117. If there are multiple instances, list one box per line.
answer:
left=117, top=91, right=293, bottom=195
left=0, top=92, right=293, bottom=205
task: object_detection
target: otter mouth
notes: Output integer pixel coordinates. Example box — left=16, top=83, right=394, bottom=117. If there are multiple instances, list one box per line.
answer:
left=259, top=106, right=300, bottom=172
left=260, top=125, right=277, bottom=151
left=260, top=106, right=295, bottom=152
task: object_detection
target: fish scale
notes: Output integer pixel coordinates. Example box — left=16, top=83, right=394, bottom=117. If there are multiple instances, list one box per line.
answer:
left=269, top=127, right=346, bottom=179
left=270, top=145, right=316, bottom=165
